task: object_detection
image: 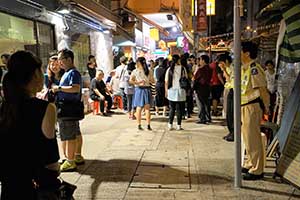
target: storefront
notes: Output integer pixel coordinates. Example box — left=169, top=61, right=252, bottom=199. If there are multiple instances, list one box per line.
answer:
left=0, top=0, right=114, bottom=74
left=0, top=12, right=55, bottom=68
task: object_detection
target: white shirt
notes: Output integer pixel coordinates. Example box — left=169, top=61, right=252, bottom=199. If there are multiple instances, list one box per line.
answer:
left=115, top=64, right=127, bottom=88
left=165, top=65, right=186, bottom=102
left=131, top=68, right=154, bottom=87
left=265, top=70, right=276, bottom=93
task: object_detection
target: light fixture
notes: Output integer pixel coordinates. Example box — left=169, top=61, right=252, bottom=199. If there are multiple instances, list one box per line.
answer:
left=58, top=8, right=70, bottom=14
left=57, top=4, right=71, bottom=15
left=246, top=26, right=251, bottom=30
left=172, top=26, right=177, bottom=32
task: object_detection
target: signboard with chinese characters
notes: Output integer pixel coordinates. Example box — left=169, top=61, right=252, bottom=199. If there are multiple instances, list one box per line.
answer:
left=206, top=0, right=215, bottom=16
left=197, top=0, right=207, bottom=31
left=180, top=0, right=192, bottom=31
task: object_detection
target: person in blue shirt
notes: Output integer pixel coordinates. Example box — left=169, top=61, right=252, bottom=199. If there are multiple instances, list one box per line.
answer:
left=52, top=49, right=85, bottom=172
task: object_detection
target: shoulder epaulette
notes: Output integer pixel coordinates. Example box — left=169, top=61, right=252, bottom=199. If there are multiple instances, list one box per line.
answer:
left=250, top=62, right=256, bottom=68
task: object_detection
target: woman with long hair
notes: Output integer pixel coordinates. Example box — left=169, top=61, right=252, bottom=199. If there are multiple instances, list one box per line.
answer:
left=37, top=53, right=64, bottom=102
left=130, top=57, right=155, bottom=130
left=0, top=51, right=60, bottom=199
left=165, top=54, right=187, bottom=130
left=45, top=53, right=64, bottom=87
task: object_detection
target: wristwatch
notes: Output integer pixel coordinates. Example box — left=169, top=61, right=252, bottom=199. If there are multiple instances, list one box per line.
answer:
left=58, top=86, right=62, bottom=91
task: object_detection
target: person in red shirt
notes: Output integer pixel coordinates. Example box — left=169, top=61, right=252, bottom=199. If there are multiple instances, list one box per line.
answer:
left=210, top=60, right=224, bottom=116
left=193, top=55, right=212, bottom=124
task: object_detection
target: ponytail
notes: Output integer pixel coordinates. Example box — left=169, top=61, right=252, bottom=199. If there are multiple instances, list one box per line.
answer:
left=168, top=54, right=180, bottom=89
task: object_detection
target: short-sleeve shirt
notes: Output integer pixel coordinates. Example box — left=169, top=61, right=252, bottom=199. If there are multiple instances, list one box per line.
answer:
left=90, top=78, right=106, bottom=97
left=87, top=64, right=96, bottom=80
left=57, top=68, right=81, bottom=101
left=265, top=70, right=276, bottom=94
left=116, top=64, right=127, bottom=88
left=250, top=63, right=267, bottom=89
left=131, top=68, right=153, bottom=87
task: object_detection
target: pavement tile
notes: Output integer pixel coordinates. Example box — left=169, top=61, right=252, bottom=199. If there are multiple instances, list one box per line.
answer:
left=131, top=166, right=190, bottom=189
left=141, top=150, right=189, bottom=166
left=125, top=188, right=175, bottom=200
left=58, top=113, right=300, bottom=200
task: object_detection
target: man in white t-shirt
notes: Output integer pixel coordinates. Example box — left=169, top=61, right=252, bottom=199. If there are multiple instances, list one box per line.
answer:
left=115, top=56, right=128, bottom=111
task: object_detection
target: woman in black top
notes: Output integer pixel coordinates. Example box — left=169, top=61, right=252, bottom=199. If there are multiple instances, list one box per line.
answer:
left=155, top=58, right=169, bottom=116
left=0, top=51, right=59, bottom=199
left=87, top=55, right=97, bottom=80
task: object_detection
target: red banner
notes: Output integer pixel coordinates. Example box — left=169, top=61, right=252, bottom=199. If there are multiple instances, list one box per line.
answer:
left=197, top=0, right=207, bottom=32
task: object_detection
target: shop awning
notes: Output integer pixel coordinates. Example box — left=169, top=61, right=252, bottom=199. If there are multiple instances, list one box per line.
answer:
left=256, top=0, right=293, bottom=24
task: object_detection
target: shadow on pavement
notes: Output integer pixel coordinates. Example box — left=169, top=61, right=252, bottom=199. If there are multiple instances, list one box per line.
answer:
left=75, top=159, right=232, bottom=199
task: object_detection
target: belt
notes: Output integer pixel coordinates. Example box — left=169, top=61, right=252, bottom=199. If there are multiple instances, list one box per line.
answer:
left=138, top=86, right=151, bottom=89
left=241, top=98, right=260, bottom=107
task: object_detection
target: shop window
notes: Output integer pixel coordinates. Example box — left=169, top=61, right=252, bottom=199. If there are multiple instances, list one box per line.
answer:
left=70, top=33, right=90, bottom=73
left=37, top=22, right=55, bottom=70
left=0, top=12, right=55, bottom=69
left=0, top=12, right=36, bottom=58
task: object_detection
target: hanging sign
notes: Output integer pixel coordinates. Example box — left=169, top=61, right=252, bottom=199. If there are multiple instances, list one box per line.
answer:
left=197, top=0, right=207, bottom=31
left=180, top=0, right=193, bottom=31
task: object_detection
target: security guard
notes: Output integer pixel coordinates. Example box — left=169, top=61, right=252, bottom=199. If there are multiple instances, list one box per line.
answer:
left=240, top=41, right=270, bottom=180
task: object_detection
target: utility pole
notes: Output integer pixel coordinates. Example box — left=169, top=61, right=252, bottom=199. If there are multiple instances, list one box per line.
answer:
left=192, top=0, right=198, bottom=56
left=234, top=0, right=242, bottom=188
left=208, top=2, right=212, bottom=61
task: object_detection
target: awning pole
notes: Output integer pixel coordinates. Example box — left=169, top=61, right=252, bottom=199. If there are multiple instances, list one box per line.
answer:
left=234, top=0, right=242, bottom=188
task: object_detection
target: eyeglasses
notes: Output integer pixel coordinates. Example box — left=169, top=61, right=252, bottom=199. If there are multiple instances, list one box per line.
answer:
left=58, top=57, right=67, bottom=61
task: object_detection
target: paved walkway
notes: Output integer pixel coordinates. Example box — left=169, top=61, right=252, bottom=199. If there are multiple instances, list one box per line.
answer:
left=60, top=110, right=300, bottom=200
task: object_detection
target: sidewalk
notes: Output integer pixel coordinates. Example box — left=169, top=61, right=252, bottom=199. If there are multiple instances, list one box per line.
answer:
left=61, top=111, right=300, bottom=200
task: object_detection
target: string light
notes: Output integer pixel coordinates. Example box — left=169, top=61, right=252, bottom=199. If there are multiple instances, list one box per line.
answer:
left=200, top=23, right=280, bottom=40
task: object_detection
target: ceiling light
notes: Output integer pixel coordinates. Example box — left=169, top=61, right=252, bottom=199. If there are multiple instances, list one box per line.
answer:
left=172, top=27, right=177, bottom=32
left=58, top=8, right=70, bottom=14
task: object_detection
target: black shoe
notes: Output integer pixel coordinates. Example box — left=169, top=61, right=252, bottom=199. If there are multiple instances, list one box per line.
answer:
left=225, top=134, right=234, bottom=142
left=241, top=167, right=249, bottom=174
left=223, top=133, right=231, bottom=140
left=147, top=125, right=152, bottom=131
left=138, top=125, right=143, bottom=130
left=243, top=172, right=264, bottom=180
left=196, top=120, right=207, bottom=124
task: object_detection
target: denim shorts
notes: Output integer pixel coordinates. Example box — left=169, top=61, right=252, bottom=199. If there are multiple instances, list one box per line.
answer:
left=57, top=120, right=81, bottom=141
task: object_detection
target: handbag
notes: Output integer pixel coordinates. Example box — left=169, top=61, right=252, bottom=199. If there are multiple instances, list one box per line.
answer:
left=36, top=177, right=77, bottom=200
left=179, top=67, right=189, bottom=90
left=56, top=100, right=84, bottom=121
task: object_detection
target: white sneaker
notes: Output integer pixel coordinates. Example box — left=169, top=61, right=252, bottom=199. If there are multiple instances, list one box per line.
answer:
left=176, top=125, right=184, bottom=130
left=168, top=124, right=174, bottom=131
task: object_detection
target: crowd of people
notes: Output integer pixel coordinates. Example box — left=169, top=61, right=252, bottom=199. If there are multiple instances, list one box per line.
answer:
left=0, top=41, right=278, bottom=198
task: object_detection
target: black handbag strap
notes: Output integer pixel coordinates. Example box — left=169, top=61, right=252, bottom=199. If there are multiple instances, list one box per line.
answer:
left=181, top=67, right=187, bottom=78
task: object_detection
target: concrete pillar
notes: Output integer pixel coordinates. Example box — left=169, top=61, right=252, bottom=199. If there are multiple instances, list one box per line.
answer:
left=90, top=31, right=114, bottom=77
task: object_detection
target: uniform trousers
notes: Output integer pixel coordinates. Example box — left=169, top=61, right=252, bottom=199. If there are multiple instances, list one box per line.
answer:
left=241, top=102, right=264, bottom=175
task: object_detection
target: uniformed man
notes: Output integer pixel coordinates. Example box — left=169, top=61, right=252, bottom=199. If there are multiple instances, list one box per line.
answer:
left=240, top=41, right=270, bottom=180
